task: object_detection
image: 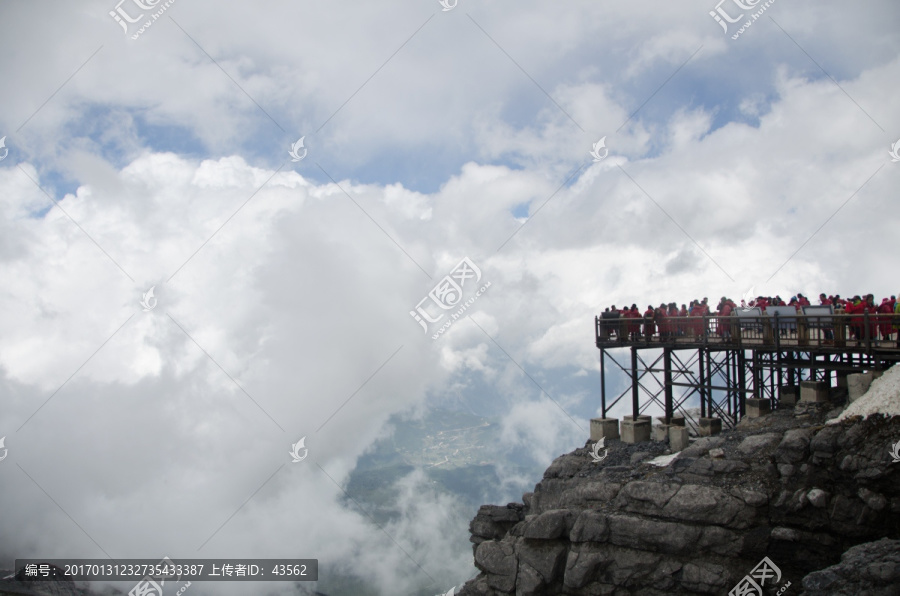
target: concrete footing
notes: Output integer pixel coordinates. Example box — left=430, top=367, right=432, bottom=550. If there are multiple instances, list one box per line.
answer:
left=590, top=418, right=620, bottom=441
left=621, top=419, right=651, bottom=444
left=746, top=398, right=771, bottom=418
left=800, top=380, right=830, bottom=403
left=779, top=386, right=798, bottom=407
left=669, top=426, right=690, bottom=452
left=698, top=417, right=722, bottom=436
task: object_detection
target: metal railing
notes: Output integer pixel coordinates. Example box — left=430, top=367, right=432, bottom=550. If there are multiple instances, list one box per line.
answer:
left=595, top=311, right=900, bottom=352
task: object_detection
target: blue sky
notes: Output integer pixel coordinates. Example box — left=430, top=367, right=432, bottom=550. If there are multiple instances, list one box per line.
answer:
left=1, top=1, right=899, bottom=594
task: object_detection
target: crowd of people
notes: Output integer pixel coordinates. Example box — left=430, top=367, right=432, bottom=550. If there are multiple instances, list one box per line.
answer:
left=599, top=293, right=900, bottom=344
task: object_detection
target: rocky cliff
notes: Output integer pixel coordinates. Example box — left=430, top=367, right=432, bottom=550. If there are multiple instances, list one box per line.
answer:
left=459, top=385, right=900, bottom=595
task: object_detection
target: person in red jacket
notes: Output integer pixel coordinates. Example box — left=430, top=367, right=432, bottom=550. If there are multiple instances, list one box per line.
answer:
left=877, top=298, right=893, bottom=341
left=798, top=294, right=811, bottom=307
left=623, top=304, right=641, bottom=340
left=846, top=296, right=864, bottom=340
left=716, top=297, right=733, bottom=340
left=690, top=300, right=706, bottom=336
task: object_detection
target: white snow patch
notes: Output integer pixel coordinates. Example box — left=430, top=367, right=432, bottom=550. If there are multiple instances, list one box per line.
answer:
left=828, top=364, right=900, bottom=424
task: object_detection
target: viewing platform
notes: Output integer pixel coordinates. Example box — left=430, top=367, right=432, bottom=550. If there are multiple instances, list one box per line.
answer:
left=591, top=308, right=900, bottom=442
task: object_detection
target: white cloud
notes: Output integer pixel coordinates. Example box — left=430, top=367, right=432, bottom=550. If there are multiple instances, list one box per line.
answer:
left=1, top=2, right=899, bottom=595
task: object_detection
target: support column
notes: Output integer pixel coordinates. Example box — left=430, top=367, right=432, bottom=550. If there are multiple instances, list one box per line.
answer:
left=600, top=348, right=607, bottom=418
left=664, top=347, right=673, bottom=423
left=699, top=348, right=706, bottom=419
left=631, top=346, right=639, bottom=421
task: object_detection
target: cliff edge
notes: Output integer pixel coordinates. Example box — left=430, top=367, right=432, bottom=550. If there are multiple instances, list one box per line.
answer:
left=459, top=369, right=900, bottom=595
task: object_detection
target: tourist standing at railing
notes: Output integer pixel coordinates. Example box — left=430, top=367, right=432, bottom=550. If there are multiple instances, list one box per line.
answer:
left=798, top=294, right=811, bottom=307
left=644, top=305, right=656, bottom=339
left=846, top=296, right=864, bottom=340
left=864, top=294, right=879, bottom=340
left=656, top=304, right=668, bottom=339
left=894, top=298, right=900, bottom=346
left=624, top=304, right=641, bottom=340
left=690, top=300, right=705, bottom=336
left=670, top=304, right=681, bottom=336
left=716, top=297, right=733, bottom=339
left=877, top=298, right=893, bottom=340
left=819, top=293, right=835, bottom=341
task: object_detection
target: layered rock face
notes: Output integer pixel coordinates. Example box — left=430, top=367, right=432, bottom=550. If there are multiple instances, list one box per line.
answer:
left=459, top=404, right=900, bottom=595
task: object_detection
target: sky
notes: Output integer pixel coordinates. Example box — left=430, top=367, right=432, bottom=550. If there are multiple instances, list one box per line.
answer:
left=0, top=0, right=899, bottom=594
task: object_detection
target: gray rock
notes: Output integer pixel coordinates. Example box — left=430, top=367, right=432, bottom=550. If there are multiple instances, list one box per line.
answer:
left=522, top=509, right=570, bottom=540
left=607, top=513, right=701, bottom=554
left=474, top=540, right=517, bottom=592
left=663, top=484, right=748, bottom=527
left=680, top=436, right=725, bottom=458
left=859, top=487, right=888, bottom=512
left=681, top=561, right=728, bottom=593
left=775, top=427, right=815, bottom=464
left=569, top=510, right=609, bottom=543
left=738, top=432, right=781, bottom=455
left=563, top=548, right=608, bottom=589
left=802, top=537, right=900, bottom=595
left=514, top=561, right=543, bottom=595
left=630, top=451, right=651, bottom=464
left=515, top=539, right=567, bottom=583
left=807, top=488, right=829, bottom=508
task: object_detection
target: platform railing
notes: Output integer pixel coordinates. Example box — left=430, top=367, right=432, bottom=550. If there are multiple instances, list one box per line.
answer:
left=595, top=311, right=900, bottom=352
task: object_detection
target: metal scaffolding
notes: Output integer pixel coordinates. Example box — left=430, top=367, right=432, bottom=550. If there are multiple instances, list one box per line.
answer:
left=596, top=312, right=900, bottom=429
